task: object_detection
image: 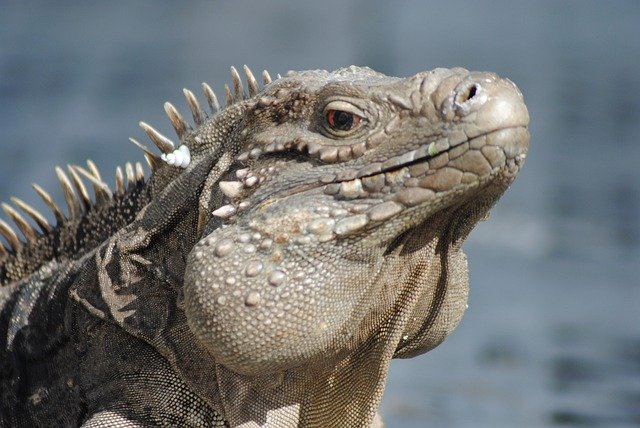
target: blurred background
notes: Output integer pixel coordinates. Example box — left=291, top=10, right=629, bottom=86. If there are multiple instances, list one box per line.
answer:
left=1, top=1, right=638, bottom=426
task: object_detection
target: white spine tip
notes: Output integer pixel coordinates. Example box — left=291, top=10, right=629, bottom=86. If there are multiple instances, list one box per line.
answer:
left=172, top=150, right=183, bottom=166
left=160, top=145, right=191, bottom=169
left=178, top=145, right=191, bottom=167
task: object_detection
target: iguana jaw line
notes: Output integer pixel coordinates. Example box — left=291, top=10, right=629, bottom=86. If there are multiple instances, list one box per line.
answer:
left=350, top=126, right=527, bottom=239
left=340, top=124, right=528, bottom=182
left=213, top=124, right=527, bottom=256
left=248, top=123, right=527, bottom=205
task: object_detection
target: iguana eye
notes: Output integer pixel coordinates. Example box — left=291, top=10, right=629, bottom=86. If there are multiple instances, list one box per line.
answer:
left=323, top=100, right=365, bottom=135
left=326, top=109, right=360, bottom=131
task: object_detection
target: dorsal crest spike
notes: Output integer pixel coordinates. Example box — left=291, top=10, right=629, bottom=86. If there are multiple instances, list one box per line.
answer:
left=183, top=88, right=205, bottom=125
left=139, top=121, right=175, bottom=154
left=129, top=138, right=161, bottom=166
left=136, top=162, right=144, bottom=183
left=71, top=165, right=113, bottom=206
left=202, top=82, right=220, bottom=114
left=230, top=66, right=244, bottom=101
left=55, top=166, right=82, bottom=219
left=67, top=165, right=92, bottom=209
left=115, top=166, right=125, bottom=195
left=262, top=70, right=272, bottom=85
left=10, top=196, right=52, bottom=233
left=86, top=160, right=102, bottom=182
left=125, top=162, right=135, bottom=190
left=243, top=65, right=259, bottom=97
left=2, top=203, right=37, bottom=242
left=32, top=183, right=65, bottom=223
left=0, top=218, right=21, bottom=251
left=135, top=162, right=145, bottom=183
left=163, top=102, right=190, bottom=139
left=143, top=152, right=160, bottom=171
left=224, top=84, right=233, bottom=107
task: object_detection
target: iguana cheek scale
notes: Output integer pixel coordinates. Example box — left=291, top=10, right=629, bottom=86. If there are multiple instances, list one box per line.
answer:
left=0, top=65, right=529, bottom=427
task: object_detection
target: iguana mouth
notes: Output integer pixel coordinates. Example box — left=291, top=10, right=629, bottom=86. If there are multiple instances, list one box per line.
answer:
left=259, top=124, right=527, bottom=207
left=355, top=125, right=527, bottom=180
left=240, top=125, right=528, bottom=242
left=320, top=125, right=529, bottom=204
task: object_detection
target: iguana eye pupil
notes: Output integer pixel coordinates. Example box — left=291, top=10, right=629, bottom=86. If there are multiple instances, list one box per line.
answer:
left=327, top=110, right=360, bottom=131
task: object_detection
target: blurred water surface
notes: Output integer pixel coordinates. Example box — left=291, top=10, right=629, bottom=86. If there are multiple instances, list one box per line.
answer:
left=1, top=2, right=638, bottom=427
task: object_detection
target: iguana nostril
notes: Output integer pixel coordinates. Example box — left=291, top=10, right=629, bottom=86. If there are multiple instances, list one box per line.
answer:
left=448, top=80, right=489, bottom=117
left=466, top=84, right=477, bottom=101
left=459, top=83, right=479, bottom=103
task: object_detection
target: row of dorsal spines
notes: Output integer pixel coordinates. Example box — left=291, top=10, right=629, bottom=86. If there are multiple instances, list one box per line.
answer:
left=0, top=66, right=275, bottom=256
left=131, top=65, right=276, bottom=169
left=0, top=160, right=146, bottom=257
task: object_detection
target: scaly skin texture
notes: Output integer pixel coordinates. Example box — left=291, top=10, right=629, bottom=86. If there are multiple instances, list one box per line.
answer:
left=0, top=66, right=529, bottom=427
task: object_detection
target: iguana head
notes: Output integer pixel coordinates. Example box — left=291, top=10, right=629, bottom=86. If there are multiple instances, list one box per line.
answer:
left=183, top=66, right=529, bottom=377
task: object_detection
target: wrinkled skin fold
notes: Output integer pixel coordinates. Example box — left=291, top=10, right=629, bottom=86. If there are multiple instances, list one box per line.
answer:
left=0, top=66, right=529, bottom=427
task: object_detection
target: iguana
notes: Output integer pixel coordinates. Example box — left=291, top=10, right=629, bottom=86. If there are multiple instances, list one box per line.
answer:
left=0, top=65, right=529, bottom=427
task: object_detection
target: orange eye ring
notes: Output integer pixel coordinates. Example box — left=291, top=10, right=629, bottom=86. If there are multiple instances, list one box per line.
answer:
left=326, top=110, right=361, bottom=132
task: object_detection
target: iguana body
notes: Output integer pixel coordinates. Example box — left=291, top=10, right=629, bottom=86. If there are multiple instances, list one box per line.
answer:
left=0, top=66, right=529, bottom=427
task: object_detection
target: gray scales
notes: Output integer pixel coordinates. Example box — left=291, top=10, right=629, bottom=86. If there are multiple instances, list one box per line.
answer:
left=0, top=65, right=529, bottom=427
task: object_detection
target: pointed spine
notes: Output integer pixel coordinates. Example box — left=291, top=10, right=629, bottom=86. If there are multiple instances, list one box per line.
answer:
left=183, top=88, right=205, bottom=125
left=10, top=197, right=52, bottom=233
left=67, top=165, right=92, bottom=210
left=32, top=184, right=65, bottom=223
left=135, top=162, right=145, bottom=183
left=129, top=137, right=161, bottom=171
left=224, top=84, right=233, bottom=107
left=125, top=162, right=135, bottom=190
left=115, top=166, right=125, bottom=195
left=86, top=159, right=102, bottom=181
left=164, top=102, right=190, bottom=139
left=72, top=165, right=112, bottom=205
left=139, top=121, right=175, bottom=154
left=262, top=70, right=272, bottom=85
left=55, top=166, right=81, bottom=219
left=244, top=65, right=259, bottom=97
left=144, top=152, right=159, bottom=171
left=230, top=66, right=244, bottom=101
left=2, top=203, right=37, bottom=242
left=202, top=82, right=220, bottom=114
left=0, top=218, right=21, bottom=251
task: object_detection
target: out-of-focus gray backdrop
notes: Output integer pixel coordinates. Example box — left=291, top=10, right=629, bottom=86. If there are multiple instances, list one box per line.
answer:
left=1, top=1, right=638, bottom=427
